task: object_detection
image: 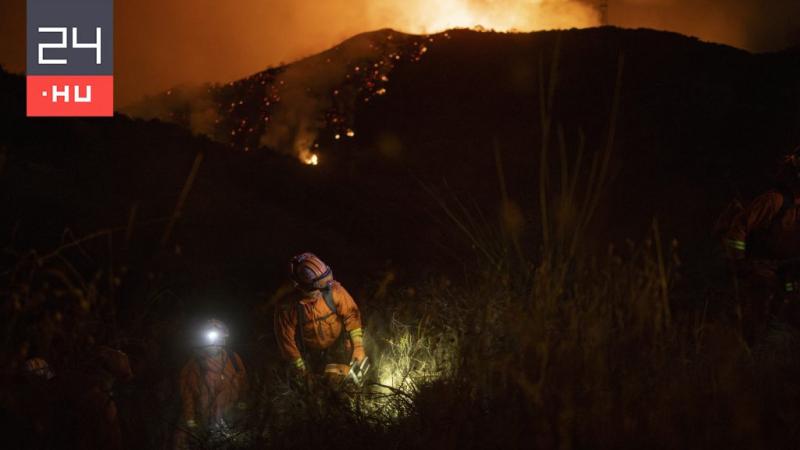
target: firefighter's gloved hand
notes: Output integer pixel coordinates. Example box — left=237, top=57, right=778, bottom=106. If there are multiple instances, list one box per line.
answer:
left=289, top=358, right=314, bottom=390
left=351, top=345, right=365, bottom=363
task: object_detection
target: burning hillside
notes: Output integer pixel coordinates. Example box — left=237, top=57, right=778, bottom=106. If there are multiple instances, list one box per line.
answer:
left=123, top=0, right=602, bottom=167
left=125, top=30, right=437, bottom=165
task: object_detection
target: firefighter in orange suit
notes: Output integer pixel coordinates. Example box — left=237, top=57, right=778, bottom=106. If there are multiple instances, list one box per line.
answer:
left=724, top=147, right=800, bottom=341
left=47, top=346, right=132, bottom=450
left=274, top=253, right=365, bottom=379
left=175, top=319, right=248, bottom=449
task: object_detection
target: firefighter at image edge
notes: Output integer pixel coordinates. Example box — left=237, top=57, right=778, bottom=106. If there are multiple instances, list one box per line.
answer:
left=274, top=252, right=366, bottom=383
left=724, top=145, right=800, bottom=342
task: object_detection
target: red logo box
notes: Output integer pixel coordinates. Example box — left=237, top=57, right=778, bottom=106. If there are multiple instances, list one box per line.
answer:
left=27, top=75, right=113, bottom=117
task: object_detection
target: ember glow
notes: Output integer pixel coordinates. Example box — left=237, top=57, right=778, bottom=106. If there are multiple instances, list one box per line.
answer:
left=126, top=29, right=439, bottom=166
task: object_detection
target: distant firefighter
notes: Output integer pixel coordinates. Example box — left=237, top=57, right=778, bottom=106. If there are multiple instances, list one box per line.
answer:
left=275, top=253, right=366, bottom=385
left=723, top=146, right=800, bottom=341
left=49, top=346, right=133, bottom=450
left=175, top=319, right=248, bottom=449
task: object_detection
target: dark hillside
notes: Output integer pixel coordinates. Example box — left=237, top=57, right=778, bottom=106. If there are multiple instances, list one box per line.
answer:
left=2, top=26, right=800, bottom=304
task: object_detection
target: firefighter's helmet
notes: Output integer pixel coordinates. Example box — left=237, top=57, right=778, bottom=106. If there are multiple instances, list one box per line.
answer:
left=778, top=145, right=800, bottom=185
left=288, top=253, right=333, bottom=291
left=200, top=319, right=230, bottom=348
left=23, top=357, right=54, bottom=380
left=96, top=346, right=133, bottom=381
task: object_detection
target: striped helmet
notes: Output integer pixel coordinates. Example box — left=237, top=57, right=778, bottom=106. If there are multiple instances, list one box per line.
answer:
left=288, top=253, right=333, bottom=290
left=24, top=357, right=54, bottom=380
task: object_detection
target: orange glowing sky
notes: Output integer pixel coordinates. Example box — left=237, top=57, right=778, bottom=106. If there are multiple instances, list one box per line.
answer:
left=1, top=0, right=798, bottom=106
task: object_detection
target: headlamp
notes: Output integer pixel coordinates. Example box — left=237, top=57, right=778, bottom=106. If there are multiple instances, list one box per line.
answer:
left=200, top=319, right=228, bottom=348
left=207, top=330, right=220, bottom=343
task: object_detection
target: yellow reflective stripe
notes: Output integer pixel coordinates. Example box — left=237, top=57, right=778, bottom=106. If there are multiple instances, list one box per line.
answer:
left=726, top=239, right=746, bottom=251
left=292, top=358, right=306, bottom=370
left=349, top=328, right=364, bottom=345
left=786, top=282, right=795, bottom=292
left=349, top=328, right=363, bottom=338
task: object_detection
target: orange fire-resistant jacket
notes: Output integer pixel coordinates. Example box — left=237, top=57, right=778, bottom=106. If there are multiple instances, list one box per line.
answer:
left=726, top=190, right=800, bottom=261
left=274, top=281, right=362, bottom=363
left=178, top=350, right=247, bottom=427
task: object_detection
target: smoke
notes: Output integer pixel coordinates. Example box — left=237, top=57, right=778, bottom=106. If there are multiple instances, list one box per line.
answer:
left=257, top=89, right=322, bottom=160
left=122, top=85, right=220, bottom=137
left=609, top=0, right=800, bottom=51
left=257, top=34, right=384, bottom=158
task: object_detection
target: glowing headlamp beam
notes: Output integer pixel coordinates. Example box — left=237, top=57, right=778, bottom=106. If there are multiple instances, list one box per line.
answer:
left=207, top=330, right=220, bottom=343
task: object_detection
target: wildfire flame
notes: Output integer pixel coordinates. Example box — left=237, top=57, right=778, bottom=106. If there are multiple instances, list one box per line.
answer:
left=380, top=0, right=599, bottom=34
left=303, top=152, right=319, bottom=166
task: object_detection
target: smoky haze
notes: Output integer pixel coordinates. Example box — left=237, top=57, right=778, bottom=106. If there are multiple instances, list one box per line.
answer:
left=0, top=0, right=798, bottom=106
left=610, top=0, right=800, bottom=53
